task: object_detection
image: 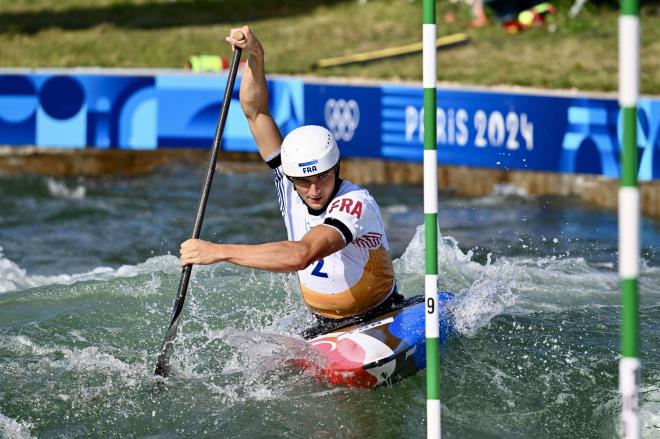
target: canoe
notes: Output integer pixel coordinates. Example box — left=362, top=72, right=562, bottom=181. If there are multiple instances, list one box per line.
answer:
left=292, top=293, right=454, bottom=388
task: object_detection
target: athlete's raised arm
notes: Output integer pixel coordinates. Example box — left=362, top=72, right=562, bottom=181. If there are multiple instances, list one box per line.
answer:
left=226, top=26, right=282, bottom=160
left=179, top=225, right=345, bottom=273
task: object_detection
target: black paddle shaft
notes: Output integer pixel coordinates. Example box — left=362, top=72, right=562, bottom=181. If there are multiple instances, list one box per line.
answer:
left=155, top=48, right=242, bottom=377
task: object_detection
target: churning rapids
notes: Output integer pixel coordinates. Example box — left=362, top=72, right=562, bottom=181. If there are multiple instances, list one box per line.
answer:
left=1, top=166, right=659, bottom=438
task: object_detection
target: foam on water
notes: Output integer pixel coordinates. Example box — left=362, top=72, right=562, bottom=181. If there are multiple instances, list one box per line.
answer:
left=0, top=413, right=34, bottom=439
left=3, top=220, right=658, bottom=347
left=0, top=247, right=180, bottom=294
left=382, top=204, right=410, bottom=214
left=0, top=247, right=32, bottom=293
left=4, top=219, right=655, bottom=342
left=46, top=178, right=86, bottom=200
left=459, top=183, right=535, bottom=207
left=642, top=382, right=660, bottom=433
left=3, top=336, right=136, bottom=376
left=394, top=225, right=515, bottom=336
left=394, top=224, right=660, bottom=337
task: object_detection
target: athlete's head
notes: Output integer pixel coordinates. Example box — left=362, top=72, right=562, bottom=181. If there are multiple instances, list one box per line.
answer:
left=281, top=125, right=341, bottom=211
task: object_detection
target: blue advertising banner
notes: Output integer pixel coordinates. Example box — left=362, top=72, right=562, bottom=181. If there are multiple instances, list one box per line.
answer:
left=0, top=72, right=304, bottom=153
left=300, top=82, right=660, bottom=181
left=0, top=71, right=659, bottom=180
left=381, top=85, right=660, bottom=181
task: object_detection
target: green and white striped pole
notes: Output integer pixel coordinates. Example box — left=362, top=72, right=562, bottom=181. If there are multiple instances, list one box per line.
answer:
left=618, top=0, right=641, bottom=436
left=423, top=0, right=440, bottom=437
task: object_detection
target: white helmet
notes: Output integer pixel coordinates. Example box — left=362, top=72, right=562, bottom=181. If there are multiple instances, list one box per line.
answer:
left=280, top=125, right=340, bottom=178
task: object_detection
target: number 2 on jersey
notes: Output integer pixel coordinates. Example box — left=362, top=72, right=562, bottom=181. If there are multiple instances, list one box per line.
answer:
left=311, top=258, right=329, bottom=278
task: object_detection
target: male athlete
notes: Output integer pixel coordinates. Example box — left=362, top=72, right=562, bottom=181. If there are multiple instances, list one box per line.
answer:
left=180, top=26, right=404, bottom=336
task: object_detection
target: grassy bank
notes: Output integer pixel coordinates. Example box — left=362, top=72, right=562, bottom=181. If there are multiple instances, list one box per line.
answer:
left=1, top=0, right=659, bottom=94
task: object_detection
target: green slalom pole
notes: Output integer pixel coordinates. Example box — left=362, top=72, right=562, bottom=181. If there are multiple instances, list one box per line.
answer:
left=423, top=0, right=440, bottom=437
left=618, top=0, right=641, bottom=436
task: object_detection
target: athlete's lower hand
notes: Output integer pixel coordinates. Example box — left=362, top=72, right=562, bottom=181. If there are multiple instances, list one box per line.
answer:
left=180, top=239, right=220, bottom=266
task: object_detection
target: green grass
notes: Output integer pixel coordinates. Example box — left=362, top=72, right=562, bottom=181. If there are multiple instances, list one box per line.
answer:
left=1, top=0, right=658, bottom=94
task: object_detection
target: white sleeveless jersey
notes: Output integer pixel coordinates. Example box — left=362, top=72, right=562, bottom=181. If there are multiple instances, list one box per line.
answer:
left=268, top=155, right=396, bottom=319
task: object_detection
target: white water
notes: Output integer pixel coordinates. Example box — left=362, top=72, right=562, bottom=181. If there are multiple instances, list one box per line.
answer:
left=1, top=198, right=659, bottom=437
left=46, top=178, right=86, bottom=200
left=3, top=224, right=659, bottom=344
left=0, top=246, right=180, bottom=294
left=0, top=413, right=34, bottom=439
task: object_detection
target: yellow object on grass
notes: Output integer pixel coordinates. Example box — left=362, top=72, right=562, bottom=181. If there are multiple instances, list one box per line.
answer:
left=187, top=55, right=229, bottom=72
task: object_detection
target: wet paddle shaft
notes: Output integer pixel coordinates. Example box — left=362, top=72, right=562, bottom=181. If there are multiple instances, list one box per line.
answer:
left=155, top=45, right=242, bottom=377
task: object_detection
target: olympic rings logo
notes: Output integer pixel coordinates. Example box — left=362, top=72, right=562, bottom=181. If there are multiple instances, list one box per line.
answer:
left=324, top=98, right=360, bottom=142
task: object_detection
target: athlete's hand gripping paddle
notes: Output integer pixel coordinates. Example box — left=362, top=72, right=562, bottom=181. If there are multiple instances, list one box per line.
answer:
left=155, top=42, right=243, bottom=377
